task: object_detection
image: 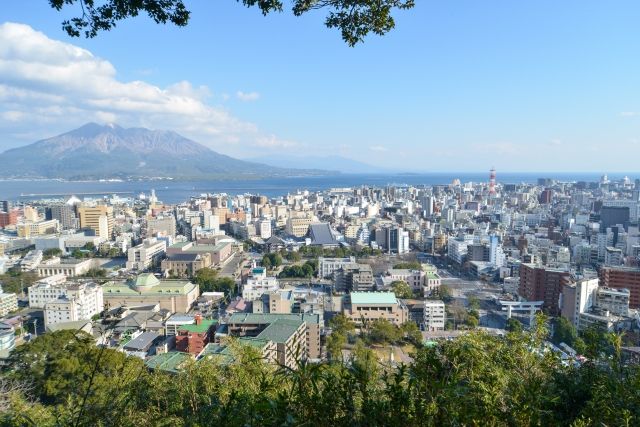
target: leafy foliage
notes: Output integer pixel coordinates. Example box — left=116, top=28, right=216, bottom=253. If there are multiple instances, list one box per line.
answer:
left=0, top=270, right=39, bottom=294
left=393, top=261, right=422, bottom=270
left=262, top=252, right=282, bottom=269
left=390, top=280, right=413, bottom=299
left=3, top=323, right=640, bottom=426
left=48, top=0, right=414, bottom=46
left=279, top=260, right=318, bottom=278
left=194, top=267, right=236, bottom=296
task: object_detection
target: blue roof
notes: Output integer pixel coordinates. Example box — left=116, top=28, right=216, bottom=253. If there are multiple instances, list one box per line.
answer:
left=308, top=223, right=338, bottom=246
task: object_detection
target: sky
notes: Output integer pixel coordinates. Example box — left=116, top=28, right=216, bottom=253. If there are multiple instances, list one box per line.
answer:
left=1, top=1, right=640, bottom=172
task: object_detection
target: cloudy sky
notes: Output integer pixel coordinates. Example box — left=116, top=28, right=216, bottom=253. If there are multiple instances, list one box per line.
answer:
left=1, top=1, right=640, bottom=172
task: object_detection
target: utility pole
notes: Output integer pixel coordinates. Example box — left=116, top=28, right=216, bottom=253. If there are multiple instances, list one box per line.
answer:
left=33, top=318, right=38, bottom=338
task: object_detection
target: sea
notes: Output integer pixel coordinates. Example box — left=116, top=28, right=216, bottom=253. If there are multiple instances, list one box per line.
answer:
left=0, top=172, right=635, bottom=205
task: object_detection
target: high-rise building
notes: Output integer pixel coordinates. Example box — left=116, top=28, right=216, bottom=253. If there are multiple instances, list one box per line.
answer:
left=601, top=266, right=640, bottom=308
left=519, top=263, right=571, bottom=315
left=78, top=205, right=114, bottom=239
left=46, top=204, right=77, bottom=230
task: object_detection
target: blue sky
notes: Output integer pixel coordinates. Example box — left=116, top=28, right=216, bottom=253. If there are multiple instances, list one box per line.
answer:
left=1, top=1, right=640, bottom=172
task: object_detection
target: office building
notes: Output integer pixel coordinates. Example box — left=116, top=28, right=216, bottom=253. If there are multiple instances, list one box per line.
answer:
left=78, top=205, right=114, bottom=239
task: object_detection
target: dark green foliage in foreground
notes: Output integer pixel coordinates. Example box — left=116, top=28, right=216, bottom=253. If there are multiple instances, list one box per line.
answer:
left=2, top=321, right=640, bottom=426
left=47, top=0, right=414, bottom=46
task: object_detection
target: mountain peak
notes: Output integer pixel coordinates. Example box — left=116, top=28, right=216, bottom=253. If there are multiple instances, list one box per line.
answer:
left=0, top=123, right=321, bottom=180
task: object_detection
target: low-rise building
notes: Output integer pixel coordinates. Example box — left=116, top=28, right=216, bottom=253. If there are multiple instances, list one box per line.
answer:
left=102, top=274, right=199, bottom=313
left=161, top=252, right=211, bottom=277
left=36, top=257, right=97, bottom=278
left=175, top=314, right=216, bottom=355
left=343, top=292, right=408, bottom=326
left=242, top=267, right=279, bottom=301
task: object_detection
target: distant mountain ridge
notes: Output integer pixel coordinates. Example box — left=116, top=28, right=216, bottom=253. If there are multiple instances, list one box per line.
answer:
left=247, top=154, right=389, bottom=174
left=0, top=123, right=327, bottom=180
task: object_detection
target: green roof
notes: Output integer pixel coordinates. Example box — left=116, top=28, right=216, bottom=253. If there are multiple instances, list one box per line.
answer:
left=227, top=312, right=320, bottom=325
left=198, top=337, right=272, bottom=365
left=134, top=273, right=160, bottom=288
left=145, top=351, right=193, bottom=373
left=103, top=278, right=196, bottom=295
left=350, top=292, right=398, bottom=305
left=426, top=271, right=440, bottom=280
left=257, top=318, right=304, bottom=343
left=178, top=319, right=217, bottom=333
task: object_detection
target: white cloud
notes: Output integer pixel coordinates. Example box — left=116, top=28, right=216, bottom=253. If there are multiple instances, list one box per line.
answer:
left=0, top=22, right=284, bottom=153
left=254, top=134, right=298, bottom=148
left=620, top=111, right=640, bottom=117
left=369, top=145, right=388, bottom=152
left=549, top=138, right=562, bottom=146
left=236, top=91, right=260, bottom=101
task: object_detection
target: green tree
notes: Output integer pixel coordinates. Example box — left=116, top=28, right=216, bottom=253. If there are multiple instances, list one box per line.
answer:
left=505, top=318, right=523, bottom=333
left=42, top=247, right=63, bottom=259
left=390, top=280, right=413, bottom=299
left=194, top=267, right=236, bottom=296
left=48, top=0, right=415, bottom=46
left=393, top=261, right=422, bottom=270
left=467, top=295, right=481, bottom=310
left=401, top=321, right=423, bottom=345
left=368, top=319, right=402, bottom=344
left=438, top=284, right=453, bottom=303
left=552, top=316, right=578, bottom=346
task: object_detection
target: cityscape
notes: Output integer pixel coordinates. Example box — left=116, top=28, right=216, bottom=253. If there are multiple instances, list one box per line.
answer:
left=2, top=1, right=640, bottom=426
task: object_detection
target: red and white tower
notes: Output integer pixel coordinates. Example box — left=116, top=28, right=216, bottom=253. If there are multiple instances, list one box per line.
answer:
left=489, top=167, right=496, bottom=196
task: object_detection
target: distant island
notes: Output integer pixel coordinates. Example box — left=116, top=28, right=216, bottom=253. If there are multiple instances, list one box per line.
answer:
left=0, top=123, right=331, bottom=181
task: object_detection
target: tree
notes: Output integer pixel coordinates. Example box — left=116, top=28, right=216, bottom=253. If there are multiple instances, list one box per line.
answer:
left=552, top=316, right=578, bottom=347
left=194, top=268, right=236, bottom=296
left=393, top=261, right=422, bottom=270
left=467, top=295, right=481, bottom=311
left=262, top=253, right=282, bottom=269
left=438, top=284, right=453, bottom=303
left=368, top=319, right=402, bottom=344
left=505, top=318, right=523, bottom=333
left=43, top=248, right=63, bottom=259
left=47, top=0, right=415, bottom=46
left=401, top=321, right=422, bottom=345
left=390, top=280, right=413, bottom=299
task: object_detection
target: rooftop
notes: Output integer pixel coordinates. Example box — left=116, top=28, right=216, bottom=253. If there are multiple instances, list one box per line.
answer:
left=257, top=318, right=304, bottom=343
left=227, top=312, right=320, bottom=325
left=350, top=291, right=398, bottom=305
left=178, top=319, right=217, bottom=334
left=145, top=351, right=193, bottom=373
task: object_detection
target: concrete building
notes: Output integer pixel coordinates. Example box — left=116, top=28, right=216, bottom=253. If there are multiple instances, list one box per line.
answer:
left=560, top=278, right=599, bottom=327
left=166, top=241, right=232, bottom=266
left=242, top=267, right=279, bottom=301
left=334, top=264, right=374, bottom=292
left=46, top=204, right=77, bottom=230
left=285, top=213, right=316, bottom=238
left=147, top=216, right=176, bottom=238
left=318, top=256, right=357, bottom=279
left=44, top=282, right=104, bottom=327
left=126, top=238, right=167, bottom=271
left=102, top=274, right=199, bottom=313
left=601, top=266, right=640, bottom=308
left=0, top=290, right=18, bottom=317
left=343, top=292, right=408, bottom=326
left=16, top=219, right=59, bottom=238
left=161, top=252, right=212, bottom=277
left=36, top=258, right=97, bottom=278
left=226, top=312, right=321, bottom=363
left=387, top=269, right=425, bottom=292
left=78, top=205, right=114, bottom=239
left=423, top=300, right=446, bottom=331
left=28, top=274, right=71, bottom=308
left=175, top=314, right=216, bottom=354
left=519, top=263, right=571, bottom=315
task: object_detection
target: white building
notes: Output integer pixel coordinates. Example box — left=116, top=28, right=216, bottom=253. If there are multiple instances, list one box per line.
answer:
left=387, top=269, right=425, bottom=292
left=242, top=267, right=279, bottom=301
left=318, top=257, right=357, bottom=279
left=0, top=287, right=18, bottom=317
left=28, top=274, right=69, bottom=308
left=44, top=282, right=104, bottom=327
left=126, top=237, right=167, bottom=271
left=21, top=250, right=43, bottom=271
left=423, top=300, right=446, bottom=331
left=257, top=218, right=272, bottom=239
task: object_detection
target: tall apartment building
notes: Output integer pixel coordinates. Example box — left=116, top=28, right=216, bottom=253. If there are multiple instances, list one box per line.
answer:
left=601, top=266, right=640, bottom=308
left=285, top=213, right=316, bottom=237
left=43, top=282, right=104, bottom=327
left=0, top=288, right=18, bottom=317
left=126, top=238, right=167, bottom=271
left=423, top=300, right=446, bottom=331
left=46, top=204, right=77, bottom=230
left=519, top=263, right=571, bottom=315
left=147, top=216, right=176, bottom=238
left=334, top=264, right=374, bottom=292
left=78, top=205, right=114, bottom=240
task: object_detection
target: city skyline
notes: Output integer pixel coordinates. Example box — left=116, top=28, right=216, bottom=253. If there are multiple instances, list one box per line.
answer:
left=1, top=2, right=640, bottom=172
